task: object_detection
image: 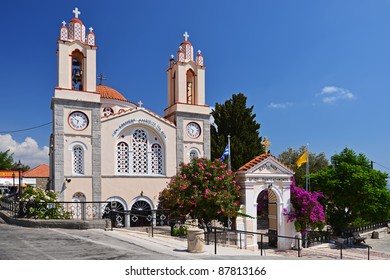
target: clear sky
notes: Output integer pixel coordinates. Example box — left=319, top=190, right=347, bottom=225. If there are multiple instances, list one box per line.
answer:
left=1, top=1, right=390, bottom=181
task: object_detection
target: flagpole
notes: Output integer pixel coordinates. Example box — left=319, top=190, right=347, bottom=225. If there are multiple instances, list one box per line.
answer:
left=228, top=135, right=231, bottom=172
left=305, top=144, right=309, bottom=192
left=227, top=135, right=231, bottom=244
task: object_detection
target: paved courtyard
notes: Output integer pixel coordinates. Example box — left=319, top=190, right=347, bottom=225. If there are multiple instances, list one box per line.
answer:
left=113, top=227, right=390, bottom=260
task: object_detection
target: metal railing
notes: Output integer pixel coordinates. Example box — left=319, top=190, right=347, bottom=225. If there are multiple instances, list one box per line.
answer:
left=204, top=226, right=303, bottom=257
left=0, top=198, right=112, bottom=220
left=340, top=220, right=390, bottom=238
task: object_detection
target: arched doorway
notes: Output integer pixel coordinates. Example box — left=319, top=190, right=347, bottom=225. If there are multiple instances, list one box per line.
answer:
left=71, top=192, right=86, bottom=220
left=256, top=188, right=278, bottom=247
left=267, top=189, right=278, bottom=247
left=257, top=189, right=269, bottom=231
left=102, top=201, right=125, bottom=227
left=130, top=200, right=152, bottom=227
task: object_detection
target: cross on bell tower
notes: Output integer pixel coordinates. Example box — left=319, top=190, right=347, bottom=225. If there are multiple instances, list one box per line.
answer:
left=73, top=7, right=81, bottom=18
left=183, top=31, right=189, bottom=41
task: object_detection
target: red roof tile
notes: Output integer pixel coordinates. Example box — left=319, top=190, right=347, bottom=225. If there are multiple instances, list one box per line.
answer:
left=239, top=153, right=293, bottom=173
left=23, top=164, right=49, bottom=178
left=96, top=84, right=127, bottom=101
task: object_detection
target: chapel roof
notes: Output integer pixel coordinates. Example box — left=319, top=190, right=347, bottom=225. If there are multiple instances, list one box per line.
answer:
left=96, top=84, right=127, bottom=102
left=239, top=153, right=293, bottom=173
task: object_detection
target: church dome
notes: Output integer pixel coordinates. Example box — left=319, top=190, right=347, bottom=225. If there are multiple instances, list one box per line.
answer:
left=96, top=85, right=127, bottom=101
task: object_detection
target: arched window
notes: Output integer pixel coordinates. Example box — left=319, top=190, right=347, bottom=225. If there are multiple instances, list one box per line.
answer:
left=72, top=145, right=84, bottom=175
left=132, top=129, right=148, bottom=174
left=186, top=70, right=195, bottom=104
left=151, top=143, right=163, bottom=174
left=117, top=142, right=129, bottom=174
left=172, top=71, right=176, bottom=105
left=189, top=149, right=199, bottom=160
left=71, top=50, right=84, bottom=91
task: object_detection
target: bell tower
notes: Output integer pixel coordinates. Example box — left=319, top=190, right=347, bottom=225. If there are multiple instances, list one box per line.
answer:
left=164, top=32, right=210, bottom=164
left=50, top=8, right=101, bottom=201
left=57, top=7, right=97, bottom=92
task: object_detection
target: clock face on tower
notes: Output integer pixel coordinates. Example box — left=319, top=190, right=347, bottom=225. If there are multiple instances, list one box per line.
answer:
left=68, top=111, right=89, bottom=131
left=186, top=122, right=201, bottom=138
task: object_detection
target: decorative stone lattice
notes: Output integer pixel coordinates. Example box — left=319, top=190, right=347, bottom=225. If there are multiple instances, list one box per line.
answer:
left=74, top=23, right=81, bottom=41
left=61, top=28, right=68, bottom=40
left=117, top=142, right=129, bottom=173
left=185, top=45, right=192, bottom=61
left=151, top=143, right=163, bottom=174
left=81, top=25, right=86, bottom=42
left=87, top=34, right=95, bottom=46
left=68, top=23, right=74, bottom=40
left=73, top=146, right=84, bottom=174
left=132, top=129, right=148, bottom=174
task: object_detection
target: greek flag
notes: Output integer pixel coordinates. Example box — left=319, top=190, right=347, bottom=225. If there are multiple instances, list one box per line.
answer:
left=220, top=145, right=230, bottom=161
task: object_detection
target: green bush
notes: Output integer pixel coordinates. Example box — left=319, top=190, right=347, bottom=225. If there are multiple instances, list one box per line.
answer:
left=172, top=226, right=187, bottom=236
left=19, top=186, right=71, bottom=219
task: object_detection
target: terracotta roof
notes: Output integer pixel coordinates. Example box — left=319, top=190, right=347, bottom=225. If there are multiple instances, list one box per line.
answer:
left=239, top=154, right=273, bottom=172
left=239, top=154, right=294, bottom=173
left=239, top=153, right=293, bottom=173
left=96, top=84, right=127, bottom=102
left=23, top=164, right=49, bottom=178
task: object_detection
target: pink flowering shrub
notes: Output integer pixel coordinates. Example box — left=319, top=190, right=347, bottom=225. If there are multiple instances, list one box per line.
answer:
left=158, top=158, right=242, bottom=226
left=286, top=179, right=325, bottom=233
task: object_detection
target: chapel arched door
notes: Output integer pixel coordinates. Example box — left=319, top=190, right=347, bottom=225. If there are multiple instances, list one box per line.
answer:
left=267, top=189, right=278, bottom=247
left=256, top=189, right=278, bottom=247
left=256, top=190, right=269, bottom=231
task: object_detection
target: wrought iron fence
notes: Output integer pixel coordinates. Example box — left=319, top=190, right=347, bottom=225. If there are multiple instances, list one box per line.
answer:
left=340, top=220, right=390, bottom=238
left=204, top=226, right=303, bottom=257
left=108, top=209, right=187, bottom=236
left=0, top=198, right=112, bottom=221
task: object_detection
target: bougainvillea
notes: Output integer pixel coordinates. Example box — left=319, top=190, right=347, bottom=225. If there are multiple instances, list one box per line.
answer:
left=158, top=158, right=242, bottom=227
left=286, top=179, right=325, bottom=233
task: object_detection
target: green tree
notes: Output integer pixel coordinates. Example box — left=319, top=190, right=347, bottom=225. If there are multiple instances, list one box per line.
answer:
left=158, top=158, right=242, bottom=227
left=0, top=150, right=30, bottom=171
left=0, top=150, right=14, bottom=170
left=211, top=93, right=263, bottom=171
left=278, top=146, right=329, bottom=188
left=310, top=148, right=390, bottom=235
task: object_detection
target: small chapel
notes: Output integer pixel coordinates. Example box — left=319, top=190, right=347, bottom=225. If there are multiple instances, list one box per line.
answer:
left=49, top=8, right=211, bottom=221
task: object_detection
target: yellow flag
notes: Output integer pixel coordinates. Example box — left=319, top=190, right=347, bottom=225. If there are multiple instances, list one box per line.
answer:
left=296, top=151, right=308, bottom=167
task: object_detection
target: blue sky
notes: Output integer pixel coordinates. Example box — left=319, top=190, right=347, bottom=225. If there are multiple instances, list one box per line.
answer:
left=1, top=1, right=390, bottom=181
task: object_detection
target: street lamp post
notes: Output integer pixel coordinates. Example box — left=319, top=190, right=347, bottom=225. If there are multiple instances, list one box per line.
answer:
left=17, top=160, right=22, bottom=199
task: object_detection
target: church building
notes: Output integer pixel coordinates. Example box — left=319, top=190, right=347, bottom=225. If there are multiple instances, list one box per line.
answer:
left=49, top=8, right=211, bottom=222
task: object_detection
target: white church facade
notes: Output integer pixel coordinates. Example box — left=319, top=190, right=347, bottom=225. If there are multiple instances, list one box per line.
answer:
left=49, top=8, right=296, bottom=249
left=49, top=8, right=210, bottom=222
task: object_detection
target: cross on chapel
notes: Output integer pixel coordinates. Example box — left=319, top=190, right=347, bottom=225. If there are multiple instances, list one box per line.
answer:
left=89, top=27, right=94, bottom=33
left=73, top=7, right=81, bottom=19
left=62, top=21, right=66, bottom=26
left=183, top=32, right=189, bottom=41
left=137, top=100, right=143, bottom=107
left=261, top=136, right=272, bottom=154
